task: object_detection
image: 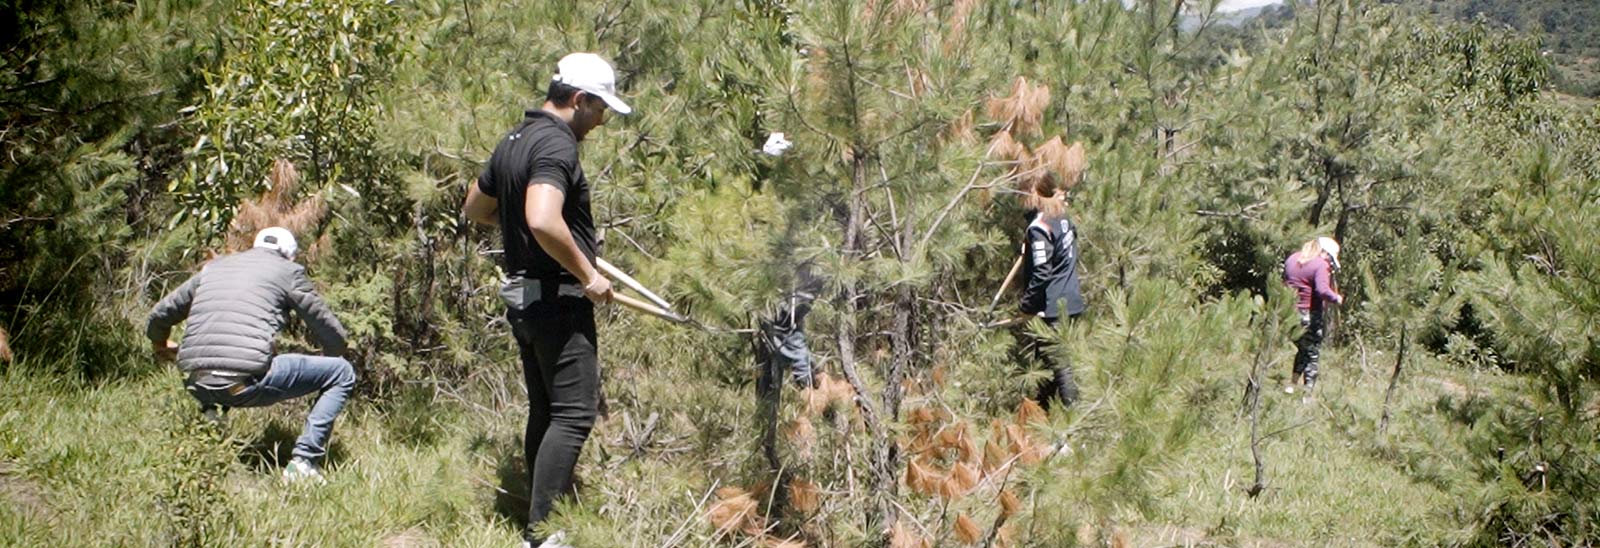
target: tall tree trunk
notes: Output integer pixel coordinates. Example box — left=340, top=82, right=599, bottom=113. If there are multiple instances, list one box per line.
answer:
left=1379, top=325, right=1408, bottom=438
left=872, top=197, right=917, bottom=531
left=834, top=148, right=892, bottom=532
left=1244, top=309, right=1275, bottom=498
left=755, top=332, right=783, bottom=473
left=1309, top=155, right=1335, bottom=226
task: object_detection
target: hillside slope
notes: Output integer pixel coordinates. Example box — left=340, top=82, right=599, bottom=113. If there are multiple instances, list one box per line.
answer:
left=2, top=0, right=1597, bottom=546
left=1398, top=0, right=1600, bottom=97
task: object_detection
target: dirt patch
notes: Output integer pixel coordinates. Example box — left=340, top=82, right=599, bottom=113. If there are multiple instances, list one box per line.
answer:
left=0, top=461, right=48, bottom=520
left=1128, top=525, right=1379, bottom=548
left=380, top=527, right=439, bottom=548
left=1432, top=377, right=1471, bottom=399
left=1128, top=525, right=1210, bottom=546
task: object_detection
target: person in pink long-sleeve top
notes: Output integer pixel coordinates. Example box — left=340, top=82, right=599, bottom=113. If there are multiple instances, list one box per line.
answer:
left=1282, top=237, right=1344, bottom=394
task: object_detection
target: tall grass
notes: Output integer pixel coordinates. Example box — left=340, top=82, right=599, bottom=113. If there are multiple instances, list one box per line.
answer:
left=0, top=313, right=1520, bottom=546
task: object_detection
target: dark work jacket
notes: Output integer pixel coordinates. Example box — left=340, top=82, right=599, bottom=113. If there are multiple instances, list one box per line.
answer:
left=1019, top=211, right=1085, bottom=319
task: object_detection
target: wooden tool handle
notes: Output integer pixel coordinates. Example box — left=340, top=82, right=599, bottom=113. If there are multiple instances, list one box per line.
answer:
left=613, top=292, right=688, bottom=324
left=596, top=258, right=676, bottom=311
left=988, top=253, right=1026, bottom=312
left=981, top=314, right=1035, bottom=330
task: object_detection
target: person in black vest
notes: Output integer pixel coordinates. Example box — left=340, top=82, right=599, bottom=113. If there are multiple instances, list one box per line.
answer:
left=461, top=52, right=631, bottom=548
left=1016, top=172, right=1086, bottom=410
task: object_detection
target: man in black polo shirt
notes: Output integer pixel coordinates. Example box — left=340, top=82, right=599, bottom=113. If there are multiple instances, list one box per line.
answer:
left=462, top=52, right=631, bottom=548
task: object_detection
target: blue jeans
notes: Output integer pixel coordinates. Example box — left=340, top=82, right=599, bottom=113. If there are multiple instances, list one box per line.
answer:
left=185, top=354, right=357, bottom=463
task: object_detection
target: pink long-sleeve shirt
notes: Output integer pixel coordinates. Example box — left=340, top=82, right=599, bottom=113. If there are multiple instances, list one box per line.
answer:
left=1284, top=254, right=1342, bottom=311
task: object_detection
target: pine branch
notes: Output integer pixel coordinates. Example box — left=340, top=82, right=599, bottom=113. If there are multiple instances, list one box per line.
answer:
left=1, top=216, right=52, bottom=228
left=592, top=0, right=634, bottom=42
left=1244, top=309, right=1277, bottom=498
left=1194, top=201, right=1269, bottom=220
left=916, top=139, right=1002, bottom=249
left=783, top=83, right=847, bottom=146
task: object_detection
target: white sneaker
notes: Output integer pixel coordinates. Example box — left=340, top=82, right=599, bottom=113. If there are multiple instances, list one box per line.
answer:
left=282, top=457, right=325, bottom=485
left=201, top=407, right=226, bottom=425
left=1284, top=385, right=1295, bottom=394
left=538, top=531, right=573, bottom=548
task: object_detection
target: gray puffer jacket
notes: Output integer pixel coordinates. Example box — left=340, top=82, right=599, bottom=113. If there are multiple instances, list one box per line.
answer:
left=147, top=247, right=347, bottom=375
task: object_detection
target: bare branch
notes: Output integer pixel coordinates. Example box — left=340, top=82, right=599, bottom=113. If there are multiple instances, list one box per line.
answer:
left=1194, top=201, right=1269, bottom=220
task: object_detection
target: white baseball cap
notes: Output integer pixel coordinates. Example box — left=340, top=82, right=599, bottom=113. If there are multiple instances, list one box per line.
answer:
left=553, top=53, right=631, bottom=115
left=1317, top=236, right=1341, bottom=270
left=254, top=227, right=299, bottom=259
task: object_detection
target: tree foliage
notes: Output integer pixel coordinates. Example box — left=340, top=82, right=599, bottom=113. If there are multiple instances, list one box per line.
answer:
left=2, top=0, right=1598, bottom=545
left=176, top=0, right=406, bottom=237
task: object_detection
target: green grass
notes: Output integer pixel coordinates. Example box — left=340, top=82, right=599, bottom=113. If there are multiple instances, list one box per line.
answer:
left=0, top=342, right=779, bottom=547
left=0, top=365, right=518, bottom=546
left=1139, top=344, right=1516, bottom=547
left=0, top=337, right=1522, bottom=546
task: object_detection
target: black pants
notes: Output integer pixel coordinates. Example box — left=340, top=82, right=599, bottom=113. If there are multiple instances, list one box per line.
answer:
left=509, top=298, right=599, bottom=542
left=1022, top=316, right=1079, bottom=409
left=1293, top=308, right=1325, bottom=386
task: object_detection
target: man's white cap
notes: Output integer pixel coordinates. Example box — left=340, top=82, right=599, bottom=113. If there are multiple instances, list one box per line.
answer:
left=553, top=53, right=631, bottom=115
left=762, top=132, right=792, bottom=156
left=254, top=227, right=298, bottom=259
left=1317, top=236, right=1341, bottom=270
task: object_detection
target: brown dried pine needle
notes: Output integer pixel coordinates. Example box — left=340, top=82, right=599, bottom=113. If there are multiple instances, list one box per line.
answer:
left=988, top=130, right=1028, bottom=165
left=949, top=462, right=980, bottom=494
left=958, top=433, right=981, bottom=466
left=938, top=473, right=965, bottom=502
left=985, top=76, right=1050, bottom=137
left=953, top=513, right=983, bottom=544
left=822, top=373, right=857, bottom=409
left=783, top=418, right=816, bottom=460
left=890, top=522, right=931, bottom=548
left=995, top=522, right=1017, bottom=547
left=936, top=421, right=968, bottom=452
left=226, top=159, right=326, bottom=254
left=942, top=0, right=977, bottom=52
left=1062, top=141, right=1087, bottom=188
left=799, top=385, right=827, bottom=418
left=1015, top=398, right=1047, bottom=426
left=982, top=438, right=1010, bottom=474
left=942, top=111, right=977, bottom=147
left=999, top=489, right=1022, bottom=519
left=1005, top=424, right=1041, bottom=466
left=1110, top=527, right=1132, bottom=548
left=1028, top=136, right=1089, bottom=191
left=905, top=458, right=944, bottom=497
left=787, top=478, right=821, bottom=514
left=890, top=0, right=928, bottom=18
left=706, top=487, right=761, bottom=537
left=762, top=538, right=807, bottom=548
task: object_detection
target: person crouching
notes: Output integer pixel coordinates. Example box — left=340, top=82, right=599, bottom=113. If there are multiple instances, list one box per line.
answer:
left=146, top=227, right=355, bottom=483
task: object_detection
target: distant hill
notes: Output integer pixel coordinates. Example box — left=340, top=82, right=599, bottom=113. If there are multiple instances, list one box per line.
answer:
left=1394, top=0, right=1600, bottom=97
left=1180, top=5, right=1271, bottom=32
